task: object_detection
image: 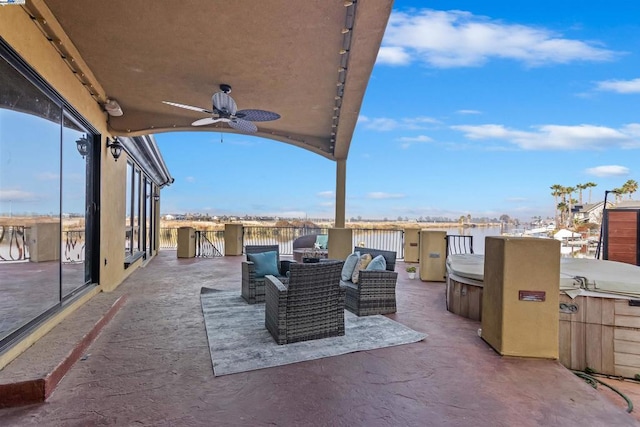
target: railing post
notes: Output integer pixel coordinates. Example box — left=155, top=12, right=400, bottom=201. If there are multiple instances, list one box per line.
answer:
left=177, top=227, right=195, bottom=258
left=224, top=223, right=244, bottom=256
left=418, top=230, right=447, bottom=282
left=29, top=222, right=60, bottom=262
left=403, top=228, right=420, bottom=262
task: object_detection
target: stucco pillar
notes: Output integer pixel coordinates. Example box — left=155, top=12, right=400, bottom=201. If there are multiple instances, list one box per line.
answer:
left=335, top=159, right=346, bottom=228
left=481, top=236, right=560, bottom=359
left=328, top=228, right=352, bottom=261
left=177, top=227, right=196, bottom=258
left=403, top=228, right=421, bottom=263
left=29, top=222, right=61, bottom=262
left=419, top=230, right=447, bottom=282
left=224, top=223, right=244, bottom=256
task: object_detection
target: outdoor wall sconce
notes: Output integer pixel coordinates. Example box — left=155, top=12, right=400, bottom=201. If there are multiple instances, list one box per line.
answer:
left=153, top=192, right=160, bottom=202
left=106, top=137, right=123, bottom=161
left=76, top=135, right=89, bottom=158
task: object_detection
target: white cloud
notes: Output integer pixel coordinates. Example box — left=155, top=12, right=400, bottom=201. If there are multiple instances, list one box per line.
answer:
left=451, top=123, right=640, bottom=150
left=360, top=116, right=440, bottom=132
left=37, top=172, right=59, bottom=181
left=0, top=189, right=37, bottom=201
left=398, top=135, right=433, bottom=149
left=596, top=78, right=640, bottom=94
left=584, top=165, right=629, bottom=177
left=319, top=201, right=334, bottom=207
left=378, top=9, right=618, bottom=68
left=185, top=176, right=195, bottom=183
left=506, top=197, right=528, bottom=202
left=317, top=191, right=334, bottom=198
left=367, top=192, right=405, bottom=200
left=363, top=117, right=399, bottom=131
left=377, top=46, right=412, bottom=65
left=398, top=135, right=433, bottom=142
left=456, top=109, right=481, bottom=115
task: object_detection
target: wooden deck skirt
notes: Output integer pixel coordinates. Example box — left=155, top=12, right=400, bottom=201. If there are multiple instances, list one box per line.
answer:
left=446, top=254, right=640, bottom=378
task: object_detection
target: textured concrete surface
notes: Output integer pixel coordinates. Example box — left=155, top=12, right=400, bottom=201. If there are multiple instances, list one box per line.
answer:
left=0, top=251, right=638, bottom=426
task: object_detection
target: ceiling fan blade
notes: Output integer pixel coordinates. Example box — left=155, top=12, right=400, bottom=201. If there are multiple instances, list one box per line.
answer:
left=192, top=117, right=230, bottom=126
left=228, top=118, right=258, bottom=133
left=192, top=117, right=218, bottom=126
left=235, top=109, right=281, bottom=122
left=212, top=92, right=238, bottom=115
left=163, top=101, right=212, bottom=114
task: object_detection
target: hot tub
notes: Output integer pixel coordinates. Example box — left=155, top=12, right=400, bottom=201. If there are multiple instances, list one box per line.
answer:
left=446, top=254, right=640, bottom=377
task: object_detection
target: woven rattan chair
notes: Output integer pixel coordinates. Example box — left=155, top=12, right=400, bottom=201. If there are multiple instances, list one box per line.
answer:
left=242, top=245, right=290, bottom=304
left=265, top=260, right=345, bottom=344
left=342, top=247, right=398, bottom=316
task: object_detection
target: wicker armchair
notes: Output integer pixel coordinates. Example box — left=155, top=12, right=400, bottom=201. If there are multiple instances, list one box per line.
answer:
left=342, top=247, right=398, bottom=316
left=265, top=260, right=345, bottom=345
left=242, top=245, right=290, bottom=304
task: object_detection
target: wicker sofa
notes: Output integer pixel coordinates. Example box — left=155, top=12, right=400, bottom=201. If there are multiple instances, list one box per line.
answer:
left=241, top=245, right=290, bottom=304
left=341, top=246, right=398, bottom=316
left=265, top=260, right=345, bottom=344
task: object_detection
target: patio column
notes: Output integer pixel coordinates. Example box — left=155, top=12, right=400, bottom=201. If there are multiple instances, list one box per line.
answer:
left=481, top=236, right=560, bottom=359
left=224, top=223, right=244, bottom=256
left=29, top=222, right=61, bottom=262
left=328, top=228, right=352, bottom=261
left=335, top=159, right=346, bottom=228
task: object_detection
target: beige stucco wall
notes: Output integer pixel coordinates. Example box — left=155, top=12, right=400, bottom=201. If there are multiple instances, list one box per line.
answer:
left=0, top=6, right=140, bottom=291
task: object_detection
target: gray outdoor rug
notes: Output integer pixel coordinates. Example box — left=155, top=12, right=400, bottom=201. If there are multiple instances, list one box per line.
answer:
left=200, top=288, right=427, bottom=376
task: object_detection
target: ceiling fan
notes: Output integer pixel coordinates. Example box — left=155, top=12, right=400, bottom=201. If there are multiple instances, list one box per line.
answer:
left=162, top=84, right=280, bottom=133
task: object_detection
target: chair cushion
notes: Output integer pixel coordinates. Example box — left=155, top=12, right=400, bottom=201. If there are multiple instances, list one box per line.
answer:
left=247, top=251, right=280, bottom=278
left=315, top=234, right=329, bottom=249
left=341, top=251, right=360, bottom=281
left=365, top=254, right=387, bottom=271
left=352, top=253, right=372, bottom=284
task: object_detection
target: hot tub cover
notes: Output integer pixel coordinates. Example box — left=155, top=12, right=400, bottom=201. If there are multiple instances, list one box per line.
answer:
left=447, top=254, right=640, bottom=298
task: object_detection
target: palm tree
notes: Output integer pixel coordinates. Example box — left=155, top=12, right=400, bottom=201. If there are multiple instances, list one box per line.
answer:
left=550, top=184, right=563, bottom=227
left=623, top=179, right=638, bottom=200
left=576, top=183, right=587, bottom=205
left=584, top=182, right=597, bottom=203
left=557, top=201, right=568, bottom=226
left=612, top=187, right=625, bottom=203
left=564, top=186, right=576, bottom=227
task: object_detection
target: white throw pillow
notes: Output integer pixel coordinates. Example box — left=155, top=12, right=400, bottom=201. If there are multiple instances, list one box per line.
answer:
left=341, top=251, right=360, bottom=281
left=351, top=253, right=373, bottom=284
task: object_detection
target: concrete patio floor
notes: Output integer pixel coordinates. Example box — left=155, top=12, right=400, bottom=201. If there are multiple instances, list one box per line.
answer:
left=0, top=251, right=638, bottom=426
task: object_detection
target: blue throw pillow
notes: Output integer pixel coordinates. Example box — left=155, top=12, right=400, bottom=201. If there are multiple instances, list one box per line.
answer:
left=365, top=254, right=387, bottom=271
left=341, top=251, right=360, bottom=281
left=247, top=251, right=280, bottom=278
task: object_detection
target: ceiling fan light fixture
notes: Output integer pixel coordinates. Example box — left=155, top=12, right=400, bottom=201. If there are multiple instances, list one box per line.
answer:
left=163, top=85, right=280, bottom=134
left=104, top=98, right=123, bottom=116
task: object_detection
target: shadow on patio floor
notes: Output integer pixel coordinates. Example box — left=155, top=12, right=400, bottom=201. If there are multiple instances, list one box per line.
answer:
left=0, top=251, right=637, bottom=426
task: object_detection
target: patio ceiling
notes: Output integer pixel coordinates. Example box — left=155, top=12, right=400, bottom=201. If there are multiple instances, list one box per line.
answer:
left=24, top=0, right=393, bottom=160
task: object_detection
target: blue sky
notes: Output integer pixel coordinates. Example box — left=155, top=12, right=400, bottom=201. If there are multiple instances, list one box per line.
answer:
left=156, top=1, right=640, bottom=221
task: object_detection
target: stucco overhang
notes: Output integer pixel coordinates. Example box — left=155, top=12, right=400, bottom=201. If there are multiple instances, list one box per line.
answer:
left=22, top=0, right=393, bottom=161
